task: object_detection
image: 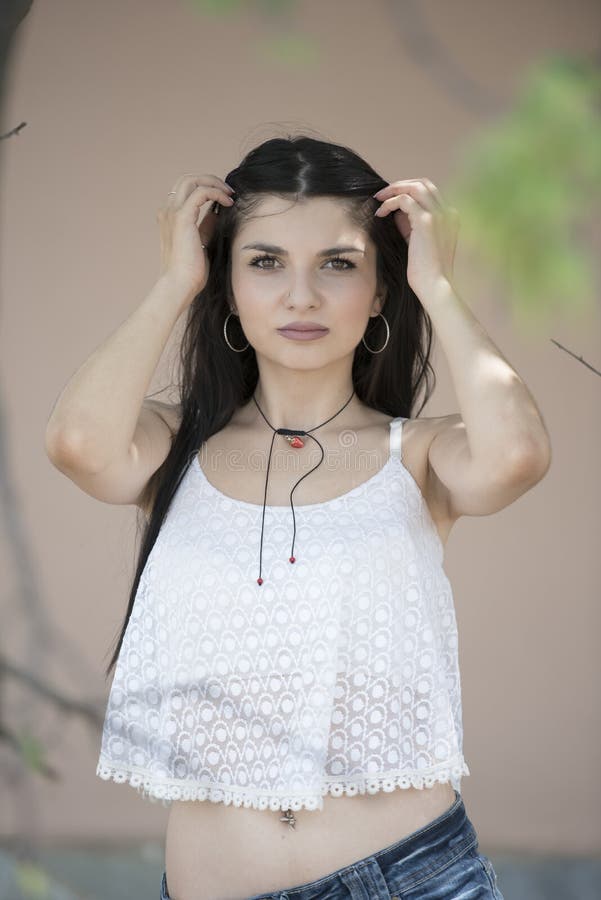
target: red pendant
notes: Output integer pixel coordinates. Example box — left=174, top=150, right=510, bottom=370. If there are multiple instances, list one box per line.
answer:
left=286, top=436, right=304, bottom=448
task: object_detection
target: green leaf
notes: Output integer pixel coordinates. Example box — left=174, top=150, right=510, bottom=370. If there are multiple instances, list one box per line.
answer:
left=447, top=55, right=601, bottom=324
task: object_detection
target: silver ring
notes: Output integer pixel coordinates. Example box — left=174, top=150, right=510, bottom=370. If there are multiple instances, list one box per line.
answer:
left=167, top=191, right=176, bottom=195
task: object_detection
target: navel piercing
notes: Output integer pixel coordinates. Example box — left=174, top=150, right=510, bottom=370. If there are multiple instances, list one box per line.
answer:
left=280, top=808, right=297, bottom=829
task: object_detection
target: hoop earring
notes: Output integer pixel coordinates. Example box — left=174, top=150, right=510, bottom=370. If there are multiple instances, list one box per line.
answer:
left=223, top=311, right=249, bottom=352
left=362, top=312, right=390, bottom=353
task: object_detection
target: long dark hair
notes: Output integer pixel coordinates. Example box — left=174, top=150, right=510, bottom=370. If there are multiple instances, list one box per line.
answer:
left=103, top=133, right=435, bottom=679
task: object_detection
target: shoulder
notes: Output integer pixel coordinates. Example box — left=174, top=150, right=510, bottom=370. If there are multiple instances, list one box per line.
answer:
left=375, top=410, right=445, bottom=488
left=393, top=414, right=444, bottom=474
left=393, top=414, right=459, bottom=544
left=386, top=412, right=448, bottom=447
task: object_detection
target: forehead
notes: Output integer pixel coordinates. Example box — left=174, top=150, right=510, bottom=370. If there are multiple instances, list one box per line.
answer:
left=233, top=195, right=366, bottom=246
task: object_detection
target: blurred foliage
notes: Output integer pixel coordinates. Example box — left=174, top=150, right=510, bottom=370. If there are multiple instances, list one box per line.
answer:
left=16, top=728, right=57, bottom=778
left=447, top=56, right=601, bottom=330
left=256, top=33, right=319, bottom=67
left=14, top=861, right=51, bottom=899
left=187, top=0, right=317, bottom=67
left=187, top=0, right=294, bottom=16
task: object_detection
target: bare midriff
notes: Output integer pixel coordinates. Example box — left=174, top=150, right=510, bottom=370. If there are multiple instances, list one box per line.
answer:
left=164, top=780, right=457, bottom=900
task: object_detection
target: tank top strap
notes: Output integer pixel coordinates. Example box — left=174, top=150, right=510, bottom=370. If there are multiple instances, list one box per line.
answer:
left=388, top=416, right=408, bottom=463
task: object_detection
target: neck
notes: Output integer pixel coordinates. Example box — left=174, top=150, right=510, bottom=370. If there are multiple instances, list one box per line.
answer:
left=251, top=382, right=356, bottom=432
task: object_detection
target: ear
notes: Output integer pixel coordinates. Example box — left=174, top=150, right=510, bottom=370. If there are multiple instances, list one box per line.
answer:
left=373, top=291, right=386, bottom=315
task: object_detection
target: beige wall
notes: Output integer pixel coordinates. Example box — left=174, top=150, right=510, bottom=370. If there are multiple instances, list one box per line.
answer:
left=1, top=0, right=599, bottom=853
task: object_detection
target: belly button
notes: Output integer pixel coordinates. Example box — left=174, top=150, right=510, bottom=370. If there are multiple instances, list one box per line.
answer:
left=279, top=808, right=297, bottom=829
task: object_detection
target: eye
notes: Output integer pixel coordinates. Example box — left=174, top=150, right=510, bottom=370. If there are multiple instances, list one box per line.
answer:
left=249, top=255, right=278, bottom=269
left=328, top=256, right=356, bottom=270
left=249, top=255, right=356, bottom=270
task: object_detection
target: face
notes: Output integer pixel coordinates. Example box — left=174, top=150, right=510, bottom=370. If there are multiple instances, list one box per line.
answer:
left=229, top=195, right=383, bottom=369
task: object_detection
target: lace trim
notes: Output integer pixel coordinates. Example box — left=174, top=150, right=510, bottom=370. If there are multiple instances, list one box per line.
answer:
left=96, top=757, right=471, bottom=812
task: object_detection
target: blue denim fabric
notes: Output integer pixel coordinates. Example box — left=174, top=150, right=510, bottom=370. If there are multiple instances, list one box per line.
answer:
left=160, top=789, right=504, bottom=899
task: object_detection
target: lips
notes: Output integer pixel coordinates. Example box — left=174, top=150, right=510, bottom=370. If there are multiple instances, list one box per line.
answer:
left=277, top=324, right=328, bottom=332
left=277, top=324, right=329, bottom=341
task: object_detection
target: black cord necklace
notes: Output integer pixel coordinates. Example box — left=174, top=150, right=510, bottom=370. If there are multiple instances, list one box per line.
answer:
left=251, top=388, right=356, bottom=585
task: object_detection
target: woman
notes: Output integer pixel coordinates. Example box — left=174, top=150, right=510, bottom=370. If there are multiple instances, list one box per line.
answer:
left=46, top=135, right=550, bottom=899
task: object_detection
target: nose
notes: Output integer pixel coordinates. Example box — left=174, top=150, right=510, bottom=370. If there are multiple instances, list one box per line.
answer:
left=284, top=281, right=321, bottom=308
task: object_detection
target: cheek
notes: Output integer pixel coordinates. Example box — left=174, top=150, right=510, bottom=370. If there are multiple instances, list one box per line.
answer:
left=230, top=265, right=248, bottom=298
left=231, top=270, right=266, bottom=312
left=337, top=290, right=374, bottom=324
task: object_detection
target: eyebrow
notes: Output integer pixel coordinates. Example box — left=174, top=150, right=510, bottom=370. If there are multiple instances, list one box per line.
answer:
left=240, top=242, right=365, bottom=257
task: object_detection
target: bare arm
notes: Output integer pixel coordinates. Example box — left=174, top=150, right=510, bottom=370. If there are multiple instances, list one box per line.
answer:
left=45, top=273, right=193, bottom=468
left=45, top=173, right=234, bottom=512
left=45, top=274, right=194, bottom=508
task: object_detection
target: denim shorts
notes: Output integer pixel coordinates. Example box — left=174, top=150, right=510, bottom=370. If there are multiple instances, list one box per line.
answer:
left=160, top=789, right=504, bottom=899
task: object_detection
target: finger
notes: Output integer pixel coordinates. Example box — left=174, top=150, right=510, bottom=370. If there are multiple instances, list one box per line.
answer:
left=375, top=193, right=430, bottom=225
left=374, top=180, right=439, bottom=211
left=162, top=184, right=234, bottom=220
left=170, top=173, right=233, bottom=194
left=167, top=181, right=232, bottom=212
left=374, top=179, right=442, bottom=211
left=167, top=174, right=234, bottom=208
left=373, top=195, right=413, bottom=242
left=420, top=178, right=446, bottom=209
left=375, top=183, right=431, bottom=214
left=189, top=185, right=235, bottom=222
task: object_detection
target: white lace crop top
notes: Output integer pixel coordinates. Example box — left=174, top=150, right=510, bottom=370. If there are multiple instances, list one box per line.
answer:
left=96, top=416, right=470, bottom=811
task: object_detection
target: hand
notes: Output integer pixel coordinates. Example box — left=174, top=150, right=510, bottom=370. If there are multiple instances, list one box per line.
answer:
left=156, top=173, right=235, bottom=298
left=373, top=178, right=460, bottom=301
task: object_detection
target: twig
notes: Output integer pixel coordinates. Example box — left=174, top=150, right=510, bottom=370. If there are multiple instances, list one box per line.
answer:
left=0, top=121, right=27, bottom=140
left=550, top=338, right=601, bottom=377
left=0, top=723, right=59, bottom=778
left=0, top=656, right=104, bottom=728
